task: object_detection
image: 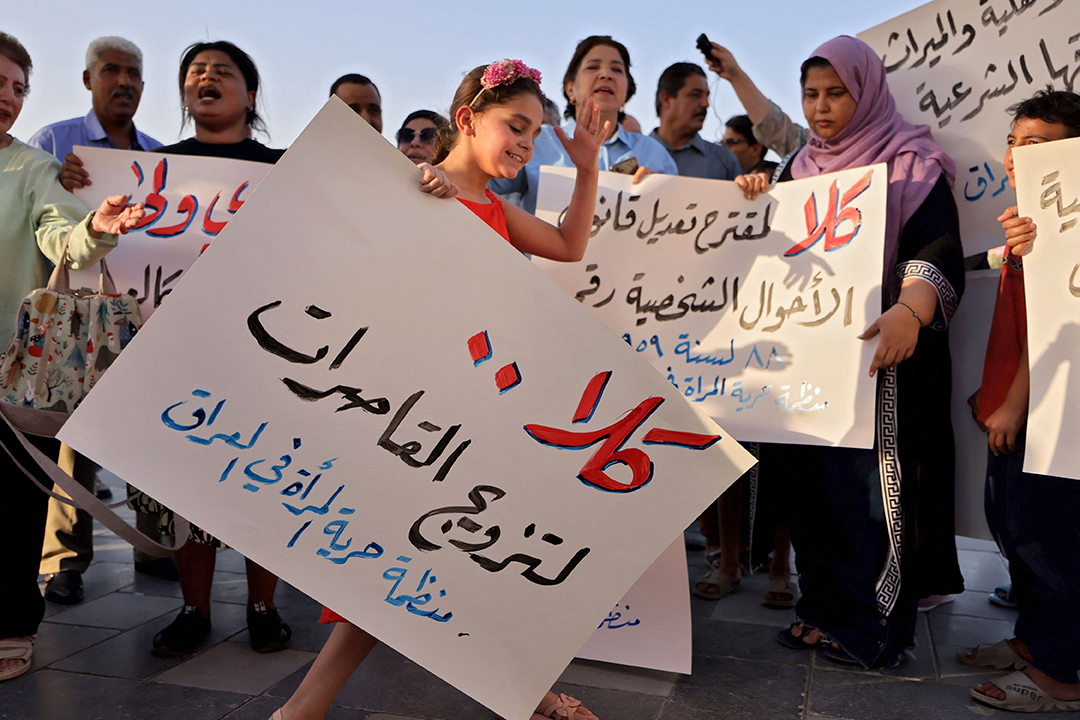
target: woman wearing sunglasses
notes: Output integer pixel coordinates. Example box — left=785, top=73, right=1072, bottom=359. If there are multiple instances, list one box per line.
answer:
left=395, top=110, right=448, bottom=165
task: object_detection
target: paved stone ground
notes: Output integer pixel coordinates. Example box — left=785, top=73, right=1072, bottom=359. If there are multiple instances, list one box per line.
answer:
left=2, top=473, right=1076, bottom=720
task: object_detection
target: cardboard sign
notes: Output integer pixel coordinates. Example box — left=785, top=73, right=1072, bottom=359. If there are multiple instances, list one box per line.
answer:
left=575, top=537, right=692, bottom=674
left=71, top=146, right=271, bottom=318
left=1012, top=135, right=1080, bottom=480
left=533, top=166, right=887, bottom=448
left=58, top=99, right=756, bottom=720
left=859, top=0, right=1079, bottom=254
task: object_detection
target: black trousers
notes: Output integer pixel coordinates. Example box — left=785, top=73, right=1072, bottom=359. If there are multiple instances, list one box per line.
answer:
left=0, top=423, right=57, bottom=638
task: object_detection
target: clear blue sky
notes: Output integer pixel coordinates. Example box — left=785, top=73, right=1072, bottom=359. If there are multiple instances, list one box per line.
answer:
left=9, top=0, right=928, bottom=151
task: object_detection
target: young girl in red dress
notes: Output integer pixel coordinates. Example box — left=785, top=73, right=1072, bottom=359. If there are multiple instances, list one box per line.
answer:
left=270, top=59, right=608, bottom=720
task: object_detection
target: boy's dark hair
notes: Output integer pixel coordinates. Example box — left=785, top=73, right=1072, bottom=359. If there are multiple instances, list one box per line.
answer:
left=330, top=73, right=379, bottom=99
left=0, top=32, right=32, bottom=92
left=655, top=62, right=706, bottom=117
left=562, top=35, right=636, bottom=123
left=179, top=41, right=266, bottom=134
left=1008, top=88, right=1080, bottom=137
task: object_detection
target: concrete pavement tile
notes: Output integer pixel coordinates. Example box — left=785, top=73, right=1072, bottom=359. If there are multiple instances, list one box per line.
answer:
left=222, top=696, right=378, bottom=720
left=90, top=537, right=139, bottom=564
left=550, top=683, right=666, bottom=720
left=154, top=641, right=316, bottom=694
left=929, top=613, right=1014, bottom=649
left=0, top=669, right=248, bottom=720
left=938, top=590, right=1018, bottom=622
left=665, top=654, right=806, bottom=720
left=46, top=590, right=181, bottom=630
left=957, top=549, right=1011, bottom=593
left=937, top=643, right=1023, bottom=678
left=808, top=670, right=1004, bottom=720
left=216, top=548, right=249, bottom=573
left=33, top=622, right=118, bottom=668
left=121, top=569, right=243, bottom=600
left=40, top=561, right=137, bottom=620
left=692, top=618, right=810, bottom=666
left=708, top=590, right=796, bottom=628
left=51, top=601, right=249, bottom=679
left=272, top=655, right=498, bottom=719
left=555, top=658, right=678, bottom=696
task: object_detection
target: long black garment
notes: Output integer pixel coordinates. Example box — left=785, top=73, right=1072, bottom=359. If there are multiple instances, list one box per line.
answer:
left=769, top=161, right=965, bottom=667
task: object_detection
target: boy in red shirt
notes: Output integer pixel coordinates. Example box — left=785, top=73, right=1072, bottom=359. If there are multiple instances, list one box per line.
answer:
left=965, top=89, right=1080, bottom=712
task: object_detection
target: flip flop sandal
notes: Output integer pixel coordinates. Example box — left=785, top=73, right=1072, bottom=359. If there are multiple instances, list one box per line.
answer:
left=533, top=693, right=598, bottom=720
left=776, top=624, right=824, bottom=650
left=762, top=578, right=799, bottom=609
left=971, top=670, right=1080, bottom=712
left=988, top=584, right=1019, bottom=609
left=822, top=644, right=863, bottom=666
left=691, top=567, right=740, bottom=600
left=0, top=635, right=35, bottom=682
left=957, top=639, right=1029, bottom=670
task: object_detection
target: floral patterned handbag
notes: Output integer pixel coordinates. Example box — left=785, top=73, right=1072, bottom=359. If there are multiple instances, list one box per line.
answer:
left=0, top=233, right=141, bottom=437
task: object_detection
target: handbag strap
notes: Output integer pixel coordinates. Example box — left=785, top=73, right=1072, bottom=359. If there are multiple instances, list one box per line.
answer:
left=0, top=407, right=188, bottom=558
left=46, top=227, right=121, bottom=297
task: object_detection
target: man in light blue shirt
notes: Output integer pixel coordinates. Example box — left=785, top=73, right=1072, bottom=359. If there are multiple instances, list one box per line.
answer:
left=490, top=119, right=678, bottom=214
left=29, top=37, right=166, bottom=604
left=649, top=63, right=741, bottom=181
left=30, top=36, right=161, bottom=191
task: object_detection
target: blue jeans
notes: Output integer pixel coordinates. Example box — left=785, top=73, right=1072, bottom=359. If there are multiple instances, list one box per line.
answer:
left=986, top=449, right=1080, bottom=684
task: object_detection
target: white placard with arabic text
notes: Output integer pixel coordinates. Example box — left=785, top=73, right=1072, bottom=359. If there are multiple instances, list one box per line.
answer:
left=534, top=165, right=886, bottom=448
left=1012, top=135, right=1080, bottom=480
left=859, top=0, right=1078, bottom=254
left=59, top=99, right=755, bottom=720
left=71, top=146, right=271, bottom=318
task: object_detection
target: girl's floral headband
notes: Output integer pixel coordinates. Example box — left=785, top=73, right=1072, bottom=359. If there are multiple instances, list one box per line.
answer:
left=470, top=59, right=543, bottom=106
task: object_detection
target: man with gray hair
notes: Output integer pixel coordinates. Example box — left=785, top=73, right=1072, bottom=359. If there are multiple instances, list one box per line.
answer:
left=28, top=36, right=165, bottom=605
left=31, top=36, right=161, bottom=192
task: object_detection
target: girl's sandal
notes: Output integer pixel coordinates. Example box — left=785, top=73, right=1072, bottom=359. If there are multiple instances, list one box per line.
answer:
left=532, top=693, right=599, bottom=720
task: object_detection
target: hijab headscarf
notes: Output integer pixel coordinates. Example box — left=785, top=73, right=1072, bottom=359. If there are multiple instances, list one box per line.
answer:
left=791, top=35, right=956, bottom=297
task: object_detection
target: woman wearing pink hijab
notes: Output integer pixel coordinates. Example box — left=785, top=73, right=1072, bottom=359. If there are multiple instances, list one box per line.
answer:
left=765, top=36, right=965, bottom=669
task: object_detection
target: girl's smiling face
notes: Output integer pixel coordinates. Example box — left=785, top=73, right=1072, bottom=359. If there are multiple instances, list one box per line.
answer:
left=0, top=54, right=27, bottom=137
left=802, top=64, right=857, bottom=141
left=566, top=44, right=628, bottom=117
left=467, top=94, right=543, bottom=179
left=183, top=50, right=255, bottom=131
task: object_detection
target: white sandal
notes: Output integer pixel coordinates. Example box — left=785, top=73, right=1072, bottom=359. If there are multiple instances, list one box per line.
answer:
left=0, top=635, right=35, bottom=682
left=971, top=671, right=1080, bottom=712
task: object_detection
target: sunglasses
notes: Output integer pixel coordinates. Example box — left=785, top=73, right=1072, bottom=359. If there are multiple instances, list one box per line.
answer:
left=397, top=127, right=438, bottom=145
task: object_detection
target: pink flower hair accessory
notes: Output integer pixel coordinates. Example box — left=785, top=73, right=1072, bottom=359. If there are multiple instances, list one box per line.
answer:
left=471, top=59, right=542, bottom=106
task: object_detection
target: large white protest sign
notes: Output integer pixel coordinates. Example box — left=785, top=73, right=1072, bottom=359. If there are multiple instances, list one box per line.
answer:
left=71, top=146, right=271, bottom=318
left=1012, top=135, right=1080, bottom=480
left=859, top=0, right=1077, bottom=254
left=533, top=166, right=886, bottom=448
left=575, top=537, right=691, bottom=674
left=59, top=99, right=755, bottom=720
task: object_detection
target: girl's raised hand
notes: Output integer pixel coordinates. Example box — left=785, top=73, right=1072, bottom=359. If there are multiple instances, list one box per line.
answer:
left=552, top=97, right=609, bottom=172
left=417, top=163, right=458, bottom=199
left=998, top=205, right=1035, bottom=256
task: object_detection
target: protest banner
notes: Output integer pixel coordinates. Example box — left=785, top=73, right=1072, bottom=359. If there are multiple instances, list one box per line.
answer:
left=859, top=0, right=1078, bottom=255
left=70, top=146, right=271, bottom=318
left=533, top=166, right=887, bottom=448
left=575, top=537, right=691, bottom=674
left=58, top=99, right=756, bottom=720
left=1012, top=135, right=1080, bottom=481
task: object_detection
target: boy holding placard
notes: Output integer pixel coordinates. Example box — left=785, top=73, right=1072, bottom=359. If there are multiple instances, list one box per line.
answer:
left=964, top=90, right=1080, bottom=713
